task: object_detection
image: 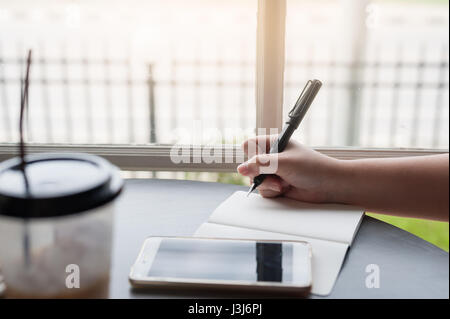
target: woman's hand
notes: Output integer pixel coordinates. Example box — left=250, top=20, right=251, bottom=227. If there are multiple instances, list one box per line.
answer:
left=237, top=135, right=449, bottom=221
left=237, top=135, right=344, bottom=203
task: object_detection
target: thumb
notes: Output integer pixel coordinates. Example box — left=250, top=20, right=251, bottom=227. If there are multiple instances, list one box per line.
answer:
left=242, top=134, right=279, bottom=157
left=237, top=154, right=280, bottom=177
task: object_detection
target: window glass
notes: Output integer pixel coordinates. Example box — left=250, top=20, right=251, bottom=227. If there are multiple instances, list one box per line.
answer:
left=284, top=0, right=449, bottom=149
left=0, top=0, right=257, bottom=145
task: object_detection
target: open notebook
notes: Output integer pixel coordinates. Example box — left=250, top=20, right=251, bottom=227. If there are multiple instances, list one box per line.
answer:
left=194, top=191, right=364, bottom=296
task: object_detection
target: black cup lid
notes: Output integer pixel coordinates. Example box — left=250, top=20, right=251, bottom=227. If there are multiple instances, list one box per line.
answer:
left=0, top=153, right=123, bottom=219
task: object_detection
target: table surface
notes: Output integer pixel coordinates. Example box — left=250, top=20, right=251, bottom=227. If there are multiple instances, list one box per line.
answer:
left=109, top=179, right=449, bottom=299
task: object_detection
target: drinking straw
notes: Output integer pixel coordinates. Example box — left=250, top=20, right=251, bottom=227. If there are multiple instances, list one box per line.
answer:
left=19, top=49, right=32, bottom=267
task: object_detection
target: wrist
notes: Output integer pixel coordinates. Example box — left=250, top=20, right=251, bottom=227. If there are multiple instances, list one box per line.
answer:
left=325, top=158, right=356, bottom=205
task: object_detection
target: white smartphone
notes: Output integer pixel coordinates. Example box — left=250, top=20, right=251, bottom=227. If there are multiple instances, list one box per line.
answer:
left=129, top=236, right=312, bottom=296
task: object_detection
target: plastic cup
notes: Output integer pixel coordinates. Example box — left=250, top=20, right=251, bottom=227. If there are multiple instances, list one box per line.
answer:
left=0, top=153, right=123, bottom=298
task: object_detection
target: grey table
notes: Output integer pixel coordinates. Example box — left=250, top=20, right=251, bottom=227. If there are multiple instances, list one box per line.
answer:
left=109, top=179, right=449, bottom=299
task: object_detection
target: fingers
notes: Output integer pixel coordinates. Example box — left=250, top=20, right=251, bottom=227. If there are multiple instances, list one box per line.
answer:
left=237, top=153, right=280, bottom=177
left=242, top=135, right=279, bottom=157
left=259, top=189, right=281, bottom=198
left=258, top=176, right=288, bottom=198
left=258, top=175, right=282, bottom=192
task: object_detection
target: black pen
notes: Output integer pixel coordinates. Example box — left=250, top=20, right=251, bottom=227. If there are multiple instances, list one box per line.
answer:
left=246, top=79, right=322, bottom=196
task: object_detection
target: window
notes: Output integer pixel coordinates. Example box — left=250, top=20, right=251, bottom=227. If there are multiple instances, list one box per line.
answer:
left=0, top=0, right=448, bottom=172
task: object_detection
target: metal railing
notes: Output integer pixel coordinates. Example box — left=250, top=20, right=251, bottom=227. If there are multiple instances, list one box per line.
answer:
left=284, top=58, right=449, bottom=147
left=0, top=45, right=448, bottom=149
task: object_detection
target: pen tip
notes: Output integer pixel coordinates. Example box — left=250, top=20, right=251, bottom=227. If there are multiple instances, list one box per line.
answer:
left=247, top=184, right=255, bottom=197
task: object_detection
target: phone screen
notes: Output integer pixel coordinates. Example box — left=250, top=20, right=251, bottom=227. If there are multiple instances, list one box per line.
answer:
left=145, top=238, right=309, bottom=285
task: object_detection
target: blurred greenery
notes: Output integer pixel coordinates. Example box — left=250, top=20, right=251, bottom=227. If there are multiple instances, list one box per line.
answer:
left=366, top=213, right=449, bottom=252
left=185, top=172, right=449, bottom=252
left=183, top=172, right=247, bottom=185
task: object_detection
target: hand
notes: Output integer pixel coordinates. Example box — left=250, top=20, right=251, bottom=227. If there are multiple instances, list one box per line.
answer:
left=237, top=135, right=344, bottom=203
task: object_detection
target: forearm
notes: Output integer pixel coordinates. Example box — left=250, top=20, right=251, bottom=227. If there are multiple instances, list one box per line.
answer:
left=331, top=154, right=449, bottom=221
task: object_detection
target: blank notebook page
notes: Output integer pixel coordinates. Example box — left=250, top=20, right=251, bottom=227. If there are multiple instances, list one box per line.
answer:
left=207, top=191, right=364, bottom=245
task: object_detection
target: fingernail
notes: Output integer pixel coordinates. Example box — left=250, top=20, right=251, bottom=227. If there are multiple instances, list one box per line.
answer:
left=268, top=183, right=281, bottom=192
left=237, top=162, right=248, bottom=175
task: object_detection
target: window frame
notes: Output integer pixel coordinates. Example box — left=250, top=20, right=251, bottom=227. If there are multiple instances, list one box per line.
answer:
left=256, top=0, right=285, bottom=131
left=0, top=143, right=446, bottom=172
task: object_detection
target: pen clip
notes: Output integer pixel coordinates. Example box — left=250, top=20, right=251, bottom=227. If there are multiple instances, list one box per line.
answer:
left=288, top=80, right=312, bottom=119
